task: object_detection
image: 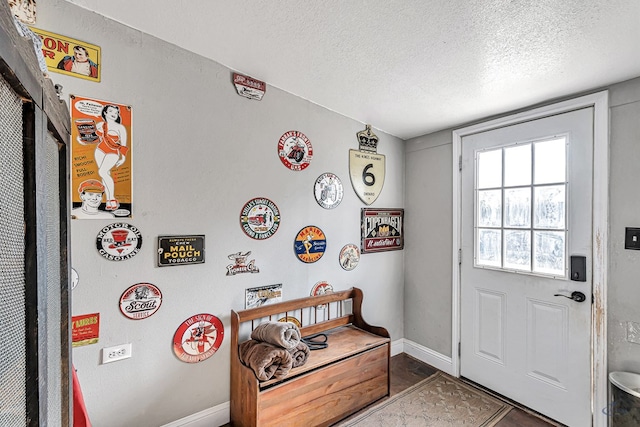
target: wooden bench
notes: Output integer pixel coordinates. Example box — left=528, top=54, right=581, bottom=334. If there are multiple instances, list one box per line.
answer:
left=230, top=287, right=390, bottom=427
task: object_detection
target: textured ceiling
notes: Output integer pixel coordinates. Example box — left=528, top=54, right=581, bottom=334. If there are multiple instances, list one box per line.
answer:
left=65, top=0, right=640, bottom=139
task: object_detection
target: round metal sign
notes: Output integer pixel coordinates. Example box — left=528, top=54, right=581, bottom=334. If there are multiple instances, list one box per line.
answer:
left=71, top=268, right=79, bottom=290
left=96, top=223, right=142, bottom=261
left=311, top=281, right=334, bottom=310
left=278, top=316, right=301, bottom=328
left=277, top=130, right=313, bottom=171
left=294, top=226, right=327, bottom=263
left=314, top=173, right=344, bottom=209
left=240, top=198, right=281, bottom=240
left=119, top=283, right=162, bottom=320
left=339, top=244, right=360, bottom=271
left=173, top=313, right=224, bottom=363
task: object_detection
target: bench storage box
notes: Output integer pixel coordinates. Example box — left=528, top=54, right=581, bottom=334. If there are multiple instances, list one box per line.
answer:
left=230, top=287, right=390, bottom=427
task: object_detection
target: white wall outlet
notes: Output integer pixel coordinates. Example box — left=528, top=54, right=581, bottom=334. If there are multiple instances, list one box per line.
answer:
left=102, top=343, right=132, bottom=364
left=627, top=321, right=640, bottom=344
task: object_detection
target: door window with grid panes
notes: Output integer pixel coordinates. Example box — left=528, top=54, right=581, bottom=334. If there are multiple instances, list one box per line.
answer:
left=475, top=137, right=567, bottom=277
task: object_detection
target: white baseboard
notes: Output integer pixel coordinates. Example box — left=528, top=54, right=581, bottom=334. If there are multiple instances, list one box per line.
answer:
left=163, top=339, right=449, bottom=427
left=401, top=338, right=454, bottom=376
left=390, top=338, right=403, bottom=356
left=161, top=401, right=229, bottom=427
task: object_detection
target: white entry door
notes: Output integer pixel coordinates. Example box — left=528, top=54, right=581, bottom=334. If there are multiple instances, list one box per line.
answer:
left=460, top=107, right=593, bottom=426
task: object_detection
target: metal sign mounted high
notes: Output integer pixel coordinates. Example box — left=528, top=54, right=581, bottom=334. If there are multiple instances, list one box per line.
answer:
left=349, top=124, right=385, bottom=205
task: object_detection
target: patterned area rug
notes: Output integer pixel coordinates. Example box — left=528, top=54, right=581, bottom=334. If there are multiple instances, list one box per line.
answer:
left=336, top=372, right=513, bottom=427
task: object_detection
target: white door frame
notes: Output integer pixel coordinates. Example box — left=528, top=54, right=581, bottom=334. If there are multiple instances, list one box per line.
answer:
left=452, top=91, right=609, bottom=427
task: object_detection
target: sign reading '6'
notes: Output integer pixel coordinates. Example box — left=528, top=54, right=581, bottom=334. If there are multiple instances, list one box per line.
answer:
left=349, top=124, right=385, bottom=205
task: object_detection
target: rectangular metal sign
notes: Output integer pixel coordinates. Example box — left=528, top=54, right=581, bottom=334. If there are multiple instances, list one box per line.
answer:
left=233, top=72, right=266, bottom=100
left=361, top=208, right=404, bottom=253
left=157, top=235, right=205, bottom=266
left=30, top=27, right=101, bottom=82
left=72, top=313, right=100, bottom=347
left=245, top=284, right=283, bottom=309
left=70, top=94, right=133, bottom=219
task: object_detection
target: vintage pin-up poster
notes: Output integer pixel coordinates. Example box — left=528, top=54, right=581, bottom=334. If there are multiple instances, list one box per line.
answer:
left=29, top=28, right=101, bottom=82
left=70, top=95, right=132, bottom=219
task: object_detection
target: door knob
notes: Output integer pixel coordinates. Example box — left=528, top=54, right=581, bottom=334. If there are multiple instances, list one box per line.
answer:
left=554, top=291, right=586, bottom=302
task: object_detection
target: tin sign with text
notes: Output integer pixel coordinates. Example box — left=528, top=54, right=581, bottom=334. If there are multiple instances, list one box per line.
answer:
left=240, top=198, right=281, bottom=240
left=173, top=313, right=224, bottom=363
left=226, top=251, right=260, bottom=276
left=294, top=226, right=327, bottom=263
left=245, top=284, right=283, bottom=309
left=349, top=124, right=385, bottom=205
left=96, top=223, right=142, bottom=261
left=314, top=172, right=344, bottom=209
left=30, top=28, right=101, bottom=82
left=157, top=235, right=205, bottom=267
left=278, top=130, right=313, bottom=171
left=361, top=208, right=404, bottom=253
left=233, top=72, right=266, bottom=100
left=119, top=283, right=162, bottom=320
left=311, top=281, right=334, bottom=310
left=70, top=95, right=132, bottom=218
left=72, top=313, right=100, bottom=347
left=339, top=243, right=360, bottom=270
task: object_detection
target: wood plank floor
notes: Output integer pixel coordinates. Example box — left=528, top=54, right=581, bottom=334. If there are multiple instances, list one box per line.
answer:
left=223, top=352, right=561, bottom=426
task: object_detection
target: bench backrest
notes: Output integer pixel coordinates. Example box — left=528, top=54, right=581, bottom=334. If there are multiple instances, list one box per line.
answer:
left=231, top=288, right=366, bottom=346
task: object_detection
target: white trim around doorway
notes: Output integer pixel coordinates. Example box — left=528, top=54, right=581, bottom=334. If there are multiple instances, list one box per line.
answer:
left=451, top=91, right=609, bottom=427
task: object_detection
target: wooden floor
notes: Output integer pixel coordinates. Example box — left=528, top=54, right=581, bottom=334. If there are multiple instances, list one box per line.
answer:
left=223, top=352, right=560, bottom=426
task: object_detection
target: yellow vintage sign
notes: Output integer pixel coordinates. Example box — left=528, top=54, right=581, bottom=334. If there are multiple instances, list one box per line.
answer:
left=30, top=27, right=101, bottom=82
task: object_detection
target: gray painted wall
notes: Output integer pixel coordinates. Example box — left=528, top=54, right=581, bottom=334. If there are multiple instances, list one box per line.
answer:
left=39, top=2, right=405, bottom=426
left=608, top=77, right=640, bottom=374
left=404, top=130, right=453, bottom=356
left=36, top=1, right=640, bottom=424
left=404, top=77, right=640, bottom=374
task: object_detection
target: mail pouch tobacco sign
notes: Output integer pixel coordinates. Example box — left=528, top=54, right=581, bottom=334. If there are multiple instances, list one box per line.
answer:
left=157, top=235, right=205, bottom=266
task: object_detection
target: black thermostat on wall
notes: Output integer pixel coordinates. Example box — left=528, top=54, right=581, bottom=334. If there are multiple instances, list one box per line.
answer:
left=624, top=227, right=640, bottom=250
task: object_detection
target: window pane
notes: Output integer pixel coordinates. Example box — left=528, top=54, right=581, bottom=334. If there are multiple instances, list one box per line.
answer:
left=534, top=185, right=565, bottom=229
left=504, top=188, right=530, bottom=228
left=477, top=149, right=502, bottom=189
left=477, top=229, right=501, bottom=267
left=534, top=231, right=565, bottom=275
left=478, top=190, right=501, bottom=227
left=504, top=230, right=531, bottom=271
left=504, top=144, right=531, bottom=187
left=534, top=138, right=565, bottom=184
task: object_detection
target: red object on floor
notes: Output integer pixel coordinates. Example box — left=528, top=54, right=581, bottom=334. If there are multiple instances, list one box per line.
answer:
left=72, top=366, right=91, bottom=427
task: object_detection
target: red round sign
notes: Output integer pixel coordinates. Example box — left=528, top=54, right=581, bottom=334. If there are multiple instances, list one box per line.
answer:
left=173, top=313, right=224, bottom=363
left=277, top=130, right=313, bottom=171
